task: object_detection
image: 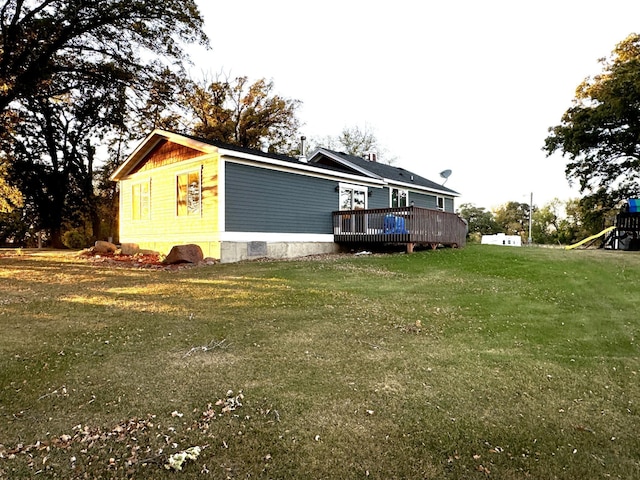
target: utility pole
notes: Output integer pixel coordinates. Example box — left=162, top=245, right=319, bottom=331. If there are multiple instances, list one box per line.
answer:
left=528, top=192, right=533, bottom=245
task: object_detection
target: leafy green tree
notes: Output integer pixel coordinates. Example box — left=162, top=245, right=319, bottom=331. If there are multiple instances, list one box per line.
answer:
left=544, top=33, right=640, bottom=206
left=457, top=203, right=499, bottom=241
left=3, top=88, right=116, bottom=247
left=0, top=160, right=21, bottom=213
left=0, top=158, right=25, bottom=246
left=575, top=189, right=619, bottom=235
left=556, top=198, right=586, bottom=245
left=0, top=0, right=207, bottom=120
left=552, top=195, right=618, bottom=247
left=184, top=75, right=302, bottom=153
left=134, top=69, right=187, bottom=134
left=493, top=202, right=531, bottom=239
left=0, top=0, right=208, bottom=247
left=531, top=199, right=569, bottom=244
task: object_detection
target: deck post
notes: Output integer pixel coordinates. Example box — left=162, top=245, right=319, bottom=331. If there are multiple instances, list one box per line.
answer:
left=406, top=243, right=415, bottom=254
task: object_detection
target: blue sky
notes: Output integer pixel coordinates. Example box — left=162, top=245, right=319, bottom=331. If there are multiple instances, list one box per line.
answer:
left=191, top=0, right=640, bottom=210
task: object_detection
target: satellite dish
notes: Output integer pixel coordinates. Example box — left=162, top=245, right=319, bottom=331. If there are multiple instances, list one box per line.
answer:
left=439, top=169, right=452, bottom=185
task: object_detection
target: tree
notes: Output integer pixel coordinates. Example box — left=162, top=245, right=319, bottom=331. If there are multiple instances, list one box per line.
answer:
left=0, top=158, right=25, bottom=246
left=531, top=199, right=563, bottom=244
left=0, top=159, right=21, bottom=213
left=556, top=198, right=588, bottom=245
left=2, top=84, right=121, bottom=247
left=183, top=75, right=302, bottom=153
left=544, top=33, right=640, bottom=205
left=0, top=0, right=207, bottom=121
left=0, top=0, right=208, bottom=247
left=134, top=68, right=187, bottom=134
left=457, top=203, right=499, bottom=241
left=310, top=123, right=396, bottom=164
left=493, top=201, right=531, bottom=239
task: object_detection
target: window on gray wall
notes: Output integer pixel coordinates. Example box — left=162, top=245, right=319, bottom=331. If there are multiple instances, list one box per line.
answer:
left=339, top=185, right=367, bottom=210
left=391, top=188, right=408, bottom=208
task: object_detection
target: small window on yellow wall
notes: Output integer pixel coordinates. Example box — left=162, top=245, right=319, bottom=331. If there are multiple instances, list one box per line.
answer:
left=132, top=181, right=150, bottom=220
left=177, top=171, right=201, bottom=216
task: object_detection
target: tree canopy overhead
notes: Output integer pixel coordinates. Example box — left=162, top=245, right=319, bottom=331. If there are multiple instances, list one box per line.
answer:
left=544, top=33, right=640, bottom=204
left=0, top=0, right=208, bottom=120
left=183, top=75, right=302, bottom=153
left=0, top=0, right=208, bottom=247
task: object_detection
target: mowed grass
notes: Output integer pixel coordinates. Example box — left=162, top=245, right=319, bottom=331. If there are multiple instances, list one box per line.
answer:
left=0, top=245, right=639, bottom=479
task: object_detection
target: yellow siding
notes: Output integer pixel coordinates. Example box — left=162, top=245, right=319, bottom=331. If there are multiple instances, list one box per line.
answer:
left=119, top=152, right=221, bottom=258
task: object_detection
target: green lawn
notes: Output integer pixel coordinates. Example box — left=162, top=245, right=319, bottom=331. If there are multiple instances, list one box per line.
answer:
left=1, top=245, right=639, bottom=479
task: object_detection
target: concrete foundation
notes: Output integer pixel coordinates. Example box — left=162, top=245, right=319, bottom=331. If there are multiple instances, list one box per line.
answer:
left=119, top=239, right=341, bottom=264
left=220, top=241, right=341, bottom=263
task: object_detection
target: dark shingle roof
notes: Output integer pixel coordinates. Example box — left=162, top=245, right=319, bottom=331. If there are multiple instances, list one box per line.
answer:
left=176, top=132, right=301, bottom=164
left=312, top=149, right=459, bottom=195
left=131, top=131, right=458, bottom=195
left=181, top=134, right=380, bottom=176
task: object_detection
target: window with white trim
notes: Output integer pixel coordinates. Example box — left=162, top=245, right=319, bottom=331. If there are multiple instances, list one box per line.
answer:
left=177, top=170, right=201, bottom=216
left=132, top=180, right=150, bottom=220
left=437, top=196, right=445, bottom=211
left=339, top=184, right=367, bottom=210
left=391, top=188, right=408, bottom=208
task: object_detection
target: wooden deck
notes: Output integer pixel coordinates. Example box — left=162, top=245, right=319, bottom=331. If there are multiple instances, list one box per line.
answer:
left=332, top=206, right=467, bottom=251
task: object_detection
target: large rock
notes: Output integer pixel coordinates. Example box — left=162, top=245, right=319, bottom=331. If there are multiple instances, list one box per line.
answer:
left=163, top=244, right=204, bottom=265
left=94, top=240, right=117, bottom=254
left=119, top=243, right=140, bottom=255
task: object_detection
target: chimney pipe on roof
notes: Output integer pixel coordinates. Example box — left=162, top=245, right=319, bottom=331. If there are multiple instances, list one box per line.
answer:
left=299, top=136, right=307, bottom=163
left=367, top=151, right=377, bottom=162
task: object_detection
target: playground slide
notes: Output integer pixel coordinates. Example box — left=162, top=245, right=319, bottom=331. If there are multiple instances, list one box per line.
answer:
left=564, top=226, right=616, bottom=250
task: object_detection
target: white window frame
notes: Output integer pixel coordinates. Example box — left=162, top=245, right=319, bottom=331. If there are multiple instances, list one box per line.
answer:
left=338, top=183, right=368, bottom=210
left=131, top=179, right=150, bottom=221
left=437, top=196, right=445, bottom=211
left=390, top=187, right=409, bottom=208
left=176, top=169, right=202, bottom=217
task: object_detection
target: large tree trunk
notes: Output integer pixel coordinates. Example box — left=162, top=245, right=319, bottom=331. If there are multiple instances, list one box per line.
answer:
left=49, top=225, right=64, bottom=249
left=42, top=170, right=69, bottom=249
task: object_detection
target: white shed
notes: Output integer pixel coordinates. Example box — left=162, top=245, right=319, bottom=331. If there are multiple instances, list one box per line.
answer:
left=481, top=233, right=522, bottom=247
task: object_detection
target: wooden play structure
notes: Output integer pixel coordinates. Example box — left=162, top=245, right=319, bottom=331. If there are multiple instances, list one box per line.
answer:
left=567, top=199, right=640, bottom=250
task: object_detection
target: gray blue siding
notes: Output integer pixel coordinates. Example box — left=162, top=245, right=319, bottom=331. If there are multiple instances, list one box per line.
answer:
left=366, top=187, right=456, bottom=212
left=408, top=191, right=436, bottom=209
left=225, top=162, right=337, bottom=233
left=445, top=197, right=454, bottom=212
left=408, top=191, right=455, bottom=212
left=367, top=187, right=388, bottom=209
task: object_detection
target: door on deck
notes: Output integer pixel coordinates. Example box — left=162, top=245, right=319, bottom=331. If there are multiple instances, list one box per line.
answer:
left=339, top=185, right=367, bottom=233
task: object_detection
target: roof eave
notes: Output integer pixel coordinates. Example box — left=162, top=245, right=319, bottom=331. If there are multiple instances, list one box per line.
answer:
left=385, top=178, right=460, bottom=197
left=220, top=147, right=386, bottom=186
left=307, top=148, right=384, bottom=180
left=109, top=129, right=218, bottom=181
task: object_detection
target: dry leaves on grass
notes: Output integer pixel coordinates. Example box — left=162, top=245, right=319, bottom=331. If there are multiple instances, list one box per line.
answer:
left=182, top=338, right=229, bottom=358
left=0, top=390, right=253, bottom=476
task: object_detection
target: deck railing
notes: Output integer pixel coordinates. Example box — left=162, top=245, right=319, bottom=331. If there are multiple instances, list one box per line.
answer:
left=617, top=212, right=640, bottom=231
left=332, top=206, right=467, bottom=248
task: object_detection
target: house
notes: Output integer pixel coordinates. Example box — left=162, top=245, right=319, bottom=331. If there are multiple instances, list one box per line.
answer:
left=110, top=129, right=465, bottom=263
